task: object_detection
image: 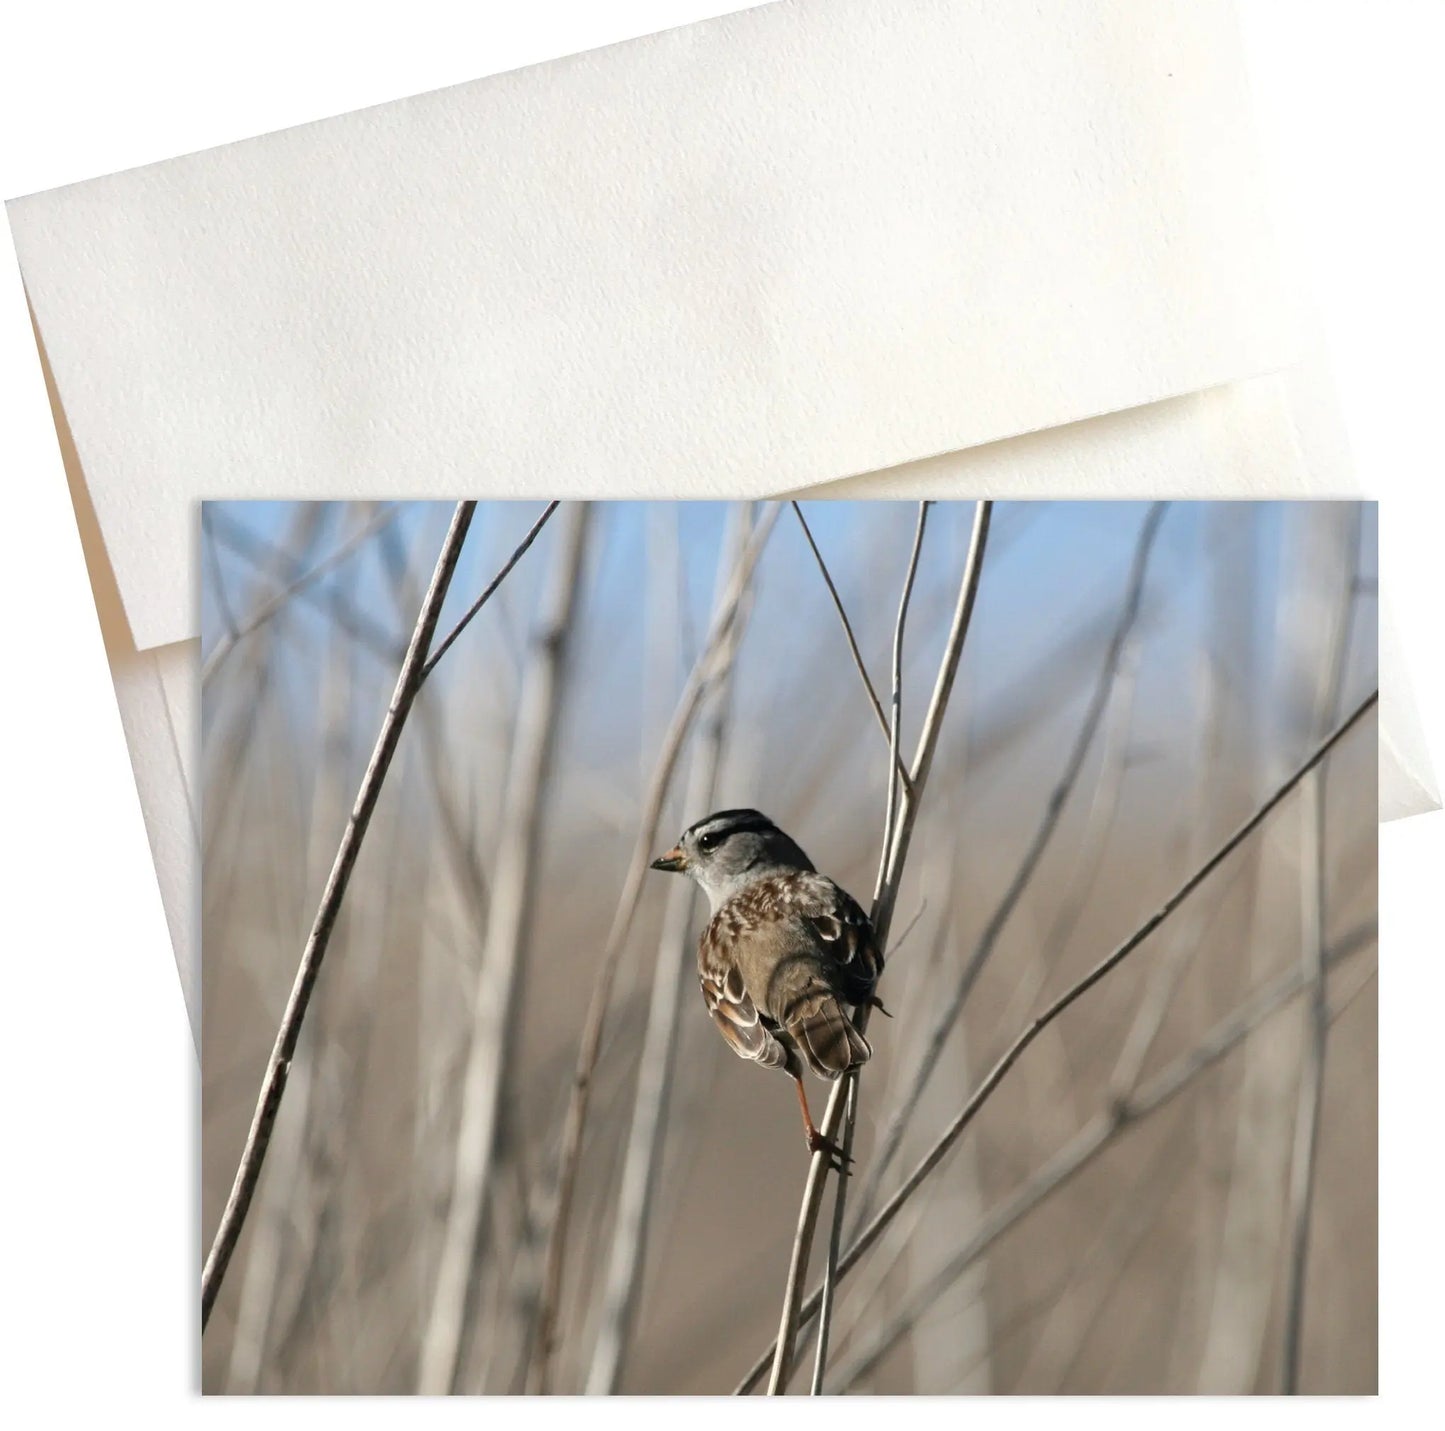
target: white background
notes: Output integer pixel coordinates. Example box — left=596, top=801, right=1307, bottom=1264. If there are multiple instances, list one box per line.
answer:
left=0, top=1, right=1437, bottom=1420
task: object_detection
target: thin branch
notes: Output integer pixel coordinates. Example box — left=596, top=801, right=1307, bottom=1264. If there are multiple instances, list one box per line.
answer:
left=790, top=500, right=911, bottom=795
left=851, top=502, right=1167, bottom=1228
left=525, top=504, right=782, bottom=1392
left=416, top=502, right=591, bottom=1393
left=420, top=501, right=560, bottom=682
left=201, top=502, right=476, bottom=1329
left=585, top=504, right=756, bottom=1393
left=201, top=504, right=400, bottom=687
left=733, top=692, right=1377, bottom=1391
left=809, top=501, right=928, bottom=1395
left=765, top=500, right=991, bottom=1394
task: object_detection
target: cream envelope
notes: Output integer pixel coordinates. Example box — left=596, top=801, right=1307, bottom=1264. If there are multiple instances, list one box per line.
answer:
left=6, top=0, right=1434, bottom=1049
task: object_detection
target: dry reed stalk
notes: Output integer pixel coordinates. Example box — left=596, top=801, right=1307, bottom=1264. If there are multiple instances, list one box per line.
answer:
left=585, top=504, right=756, bottom=1393
left=733, top=691, right=1377, bottom=1392
left=417, top=502, right=591, bottom=1393
left=526, top=504, right=783, bottom=1392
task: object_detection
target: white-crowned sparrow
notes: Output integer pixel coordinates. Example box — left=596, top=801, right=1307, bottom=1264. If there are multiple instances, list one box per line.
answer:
left=650, top=808, right=884, bottom=1164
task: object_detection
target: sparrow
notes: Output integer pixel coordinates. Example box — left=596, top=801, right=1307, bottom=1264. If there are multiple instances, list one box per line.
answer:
left=650, top=808, right=884, bottom=1165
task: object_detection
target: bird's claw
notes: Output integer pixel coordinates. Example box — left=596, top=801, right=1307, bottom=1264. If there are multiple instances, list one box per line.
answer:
left=808, top=1128, right=854, bottom=1175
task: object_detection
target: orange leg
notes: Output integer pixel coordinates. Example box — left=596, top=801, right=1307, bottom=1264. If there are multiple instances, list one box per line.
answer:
left=792, top=1073, right=852, bottom=1170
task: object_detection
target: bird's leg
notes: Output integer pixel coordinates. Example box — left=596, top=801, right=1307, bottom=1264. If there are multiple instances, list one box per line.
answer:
left=792, top=1073, right=852, bottom=1172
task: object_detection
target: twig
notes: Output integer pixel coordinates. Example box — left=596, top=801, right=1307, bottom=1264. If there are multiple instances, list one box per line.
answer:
left=765, top=500, right=991, bottom=1394
left=416, top=502, right=591, bottom=1393
left=790, top=501, right=911, bottom=795
left=420, top=502, right=560, bottom=682
left=733, top=691, right=1377, bottom=1391
left=585, top=504, right=757, bottom=1393
left=525, top=505, right=782, bottom=1392
left=809, top=502, right=928, bottom=1395
left=201, top=502, right=476, bottom=1329
left=201, top=504, right=400, bottom=687
left=851, top=502, right=1167, bottom=1228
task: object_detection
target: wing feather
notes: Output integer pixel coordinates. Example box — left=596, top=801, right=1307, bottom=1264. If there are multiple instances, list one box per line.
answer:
left=700, top=965, right=791, bottom=1070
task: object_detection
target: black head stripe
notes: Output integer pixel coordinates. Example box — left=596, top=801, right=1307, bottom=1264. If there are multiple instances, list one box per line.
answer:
left=686, top=808, right=776, bottom=842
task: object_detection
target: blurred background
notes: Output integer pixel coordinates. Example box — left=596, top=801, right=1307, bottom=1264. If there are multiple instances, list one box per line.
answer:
left=200, top=499, right=1377, bottom=1395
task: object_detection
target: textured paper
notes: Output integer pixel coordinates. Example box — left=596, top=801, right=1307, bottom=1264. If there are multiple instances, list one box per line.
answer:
left=9, top=0, right=1296, bottom=653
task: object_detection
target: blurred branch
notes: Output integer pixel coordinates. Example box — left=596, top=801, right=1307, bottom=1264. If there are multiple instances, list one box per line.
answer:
left=526, top=504, right=783, bottom=1392
left=202, top=502, right=477, bottom=1329
left=733, top=691, right=1377, bottom=1392
left=222, top=564, right=361, bottom=1391
left=809, top=502, right=929, bottom=1395
left=830, top=922, right=1377, bottom=1390
left=201, top=505, right=401, bottom=687
left=767, top=500, right=991, bottom=1395
left=417, top=503, right=591, bottom=1393
left=851, top=502, right=1167, bottom=1230
left=205, top=505, right=404, bottom=664
left=789, top=501, right=911, bottom=795
left=585, top=504, right=756, bottom=1393
left=1282, top=505, right=1361, bottom=1394
left=743, top=916, right=1376, bottom=1394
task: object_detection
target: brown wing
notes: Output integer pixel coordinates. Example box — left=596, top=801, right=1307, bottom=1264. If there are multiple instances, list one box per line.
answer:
left=699, top=960, right=791, bottom=1071
left=792, top=876, right=884, bottom=1003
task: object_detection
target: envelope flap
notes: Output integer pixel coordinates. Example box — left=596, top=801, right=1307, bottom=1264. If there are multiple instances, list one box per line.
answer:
left=7, top=0, right=1296, bottom=651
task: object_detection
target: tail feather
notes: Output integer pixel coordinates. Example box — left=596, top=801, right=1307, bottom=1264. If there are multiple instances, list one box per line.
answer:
left=789, top=994, right=872, bottom=1078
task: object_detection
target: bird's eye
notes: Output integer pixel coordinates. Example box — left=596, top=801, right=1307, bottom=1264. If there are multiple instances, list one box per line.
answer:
left=698, top=830, right=723, bottom=853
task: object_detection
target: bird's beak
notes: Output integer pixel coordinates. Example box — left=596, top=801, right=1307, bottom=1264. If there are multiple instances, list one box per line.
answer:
left=650, top=845, right=688, bottom=873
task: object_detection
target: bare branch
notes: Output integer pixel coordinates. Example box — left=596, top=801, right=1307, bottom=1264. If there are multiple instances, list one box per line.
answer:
left=809, top=502, right=928, bottom=1395
left=201, top=502, right=476, bottom=1329
left=421, top=501, right=560, bottom=682
left=789, top=500, right=911, bottom=794
left=766, top=500, right=991, bottom=1394
left=852, top=502, right=1167, bottom=1227
left=733, top=691, right=1377, bottom=1392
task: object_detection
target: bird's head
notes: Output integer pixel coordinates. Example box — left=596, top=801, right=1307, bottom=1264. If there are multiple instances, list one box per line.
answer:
left=651, top=808, right=815, bottom=911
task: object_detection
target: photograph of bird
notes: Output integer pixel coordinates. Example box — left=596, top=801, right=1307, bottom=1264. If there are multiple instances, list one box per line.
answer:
left=650, top=808, right=884, bottom=1167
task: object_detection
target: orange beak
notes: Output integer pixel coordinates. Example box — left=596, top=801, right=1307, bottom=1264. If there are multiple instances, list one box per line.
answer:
left=649, top=845, right=688, bottom=873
